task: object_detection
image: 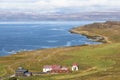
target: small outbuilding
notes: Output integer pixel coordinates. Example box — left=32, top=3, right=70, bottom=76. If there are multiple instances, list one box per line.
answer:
left=15, top=67, right=32, bottom=77
left=72, top=64, right=79, bottom=71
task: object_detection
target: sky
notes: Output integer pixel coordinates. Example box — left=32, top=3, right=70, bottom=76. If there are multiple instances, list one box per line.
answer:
left=0, top=0, right=120, bottom=13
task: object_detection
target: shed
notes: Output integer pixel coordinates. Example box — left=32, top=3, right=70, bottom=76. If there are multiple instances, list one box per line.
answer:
left=72, top=64, right=79, bottom=71
left=15, top=67, right=32, bottom=77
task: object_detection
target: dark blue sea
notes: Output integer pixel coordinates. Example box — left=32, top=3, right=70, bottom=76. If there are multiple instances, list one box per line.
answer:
left=0, top=21, right=102, bottom=56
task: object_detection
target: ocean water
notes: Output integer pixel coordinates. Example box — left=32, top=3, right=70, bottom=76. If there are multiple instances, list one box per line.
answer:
left=0, top=21, right=102, bottom=56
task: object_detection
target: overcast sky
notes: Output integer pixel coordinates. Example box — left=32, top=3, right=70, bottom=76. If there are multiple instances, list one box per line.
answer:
left=0, top=0, right=120, bottom=13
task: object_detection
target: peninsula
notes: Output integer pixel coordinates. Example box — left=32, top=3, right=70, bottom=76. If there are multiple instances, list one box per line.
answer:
left=0, top=21, right=120, bottom=80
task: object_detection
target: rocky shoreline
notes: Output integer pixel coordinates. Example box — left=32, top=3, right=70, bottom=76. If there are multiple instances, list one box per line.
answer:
left=70, top=28, right=109, bottom=43
left=69, top=21, right=120, bottom=44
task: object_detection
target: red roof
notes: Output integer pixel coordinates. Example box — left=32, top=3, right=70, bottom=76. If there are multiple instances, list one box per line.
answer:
left=52, top=65, right=61, bottom=70
left=43, top=65, right=61, bottom=70
left=61, top=67, right=69, bottom=70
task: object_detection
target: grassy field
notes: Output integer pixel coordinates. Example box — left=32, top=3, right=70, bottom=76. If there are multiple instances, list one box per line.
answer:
left=1, top=21, right=120, bottom=80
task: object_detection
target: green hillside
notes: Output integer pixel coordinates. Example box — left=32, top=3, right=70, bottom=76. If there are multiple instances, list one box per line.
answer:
left=0, top=21, right=120, bottom=80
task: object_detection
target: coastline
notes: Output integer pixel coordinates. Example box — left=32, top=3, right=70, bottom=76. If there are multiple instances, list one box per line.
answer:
left=0, top=23, right=109, bottom=57
left=5, top=28, right=103, bottom=57
left=0, top=21, right=114, bottom=57
left=69, top=27, right=111, bottom=44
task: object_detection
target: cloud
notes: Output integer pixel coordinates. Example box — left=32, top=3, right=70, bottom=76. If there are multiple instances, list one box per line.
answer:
left=0, top=0, right=120, bottom=12
left=0, top=0, right=36, bottom=3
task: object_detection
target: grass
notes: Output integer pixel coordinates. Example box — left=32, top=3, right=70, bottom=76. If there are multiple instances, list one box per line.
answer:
left=1, top=21, right=120, bottom=80
left=1, top=43, right=120, bottom=80
left=0, top=65, right=7, bottom=77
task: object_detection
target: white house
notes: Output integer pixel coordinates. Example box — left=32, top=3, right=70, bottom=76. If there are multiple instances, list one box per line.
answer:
left=43, top=65, right=52, bottom=73
left=72, top=64, right=79, bottom=71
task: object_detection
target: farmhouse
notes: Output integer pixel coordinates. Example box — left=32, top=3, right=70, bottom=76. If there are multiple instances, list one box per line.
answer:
left=43, top=65, right=70, bottom=73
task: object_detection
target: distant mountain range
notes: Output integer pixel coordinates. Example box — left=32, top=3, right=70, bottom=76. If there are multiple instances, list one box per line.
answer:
left=0, top=11, right=120, bottom=21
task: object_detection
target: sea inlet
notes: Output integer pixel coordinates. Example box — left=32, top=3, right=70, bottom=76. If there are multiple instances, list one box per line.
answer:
left=0, top=21, right=102, bottom=56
